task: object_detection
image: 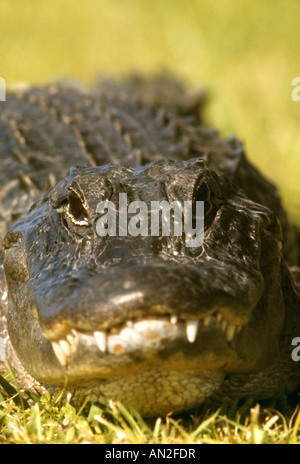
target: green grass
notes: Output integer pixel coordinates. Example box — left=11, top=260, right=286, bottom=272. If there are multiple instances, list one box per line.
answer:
left=1, top=371, right=300, bottom=444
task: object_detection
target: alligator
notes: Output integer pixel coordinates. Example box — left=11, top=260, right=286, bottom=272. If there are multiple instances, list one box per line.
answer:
left=0, top=79, right=299, bottom=416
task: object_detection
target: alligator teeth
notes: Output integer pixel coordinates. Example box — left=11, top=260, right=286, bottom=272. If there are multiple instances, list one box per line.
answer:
left=226, top=323, right=236, bottom=342
left=59, top=339, right=72, bottom=357
left=221, top=318, right=228, bottom=333
left=51, top=313, right=240, bottom=364
left=94, top=331, right=107, bottom=353
left=200, top=313, right=238, bottom=342
left=185, top=320, right=199, bottom=343
left=216, top=312, right=223, bottom=323
left=51, top=341, right=68, bottom=367
left=203, top=315, right=212, bottom=327
left=66, top=331, right=76, bottom=346
left=170, top=315, right=178, bottom=325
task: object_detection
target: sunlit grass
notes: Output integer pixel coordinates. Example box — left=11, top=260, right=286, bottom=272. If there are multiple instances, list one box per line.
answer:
left=1, top=372, right=300, bottom=444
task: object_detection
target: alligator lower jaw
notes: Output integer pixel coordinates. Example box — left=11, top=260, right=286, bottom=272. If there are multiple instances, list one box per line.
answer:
left=63, top=368, right=225, bottom=416
left=44, top=314, right=243, bottom=416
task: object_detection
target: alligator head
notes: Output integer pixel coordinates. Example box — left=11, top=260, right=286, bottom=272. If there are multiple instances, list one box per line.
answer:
left=3, top=155, right=297, bottom=416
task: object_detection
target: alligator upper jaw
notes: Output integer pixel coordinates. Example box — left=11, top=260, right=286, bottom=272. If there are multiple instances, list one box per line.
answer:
left=32, top=260, right=263, bottom=341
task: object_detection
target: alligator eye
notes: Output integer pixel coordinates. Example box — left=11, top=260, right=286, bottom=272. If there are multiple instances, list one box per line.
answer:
left=193, top=177, right=212, bottom=220
left=67, top=188, right=89, bottom=225
left=194, top=178, right=210, bottom=202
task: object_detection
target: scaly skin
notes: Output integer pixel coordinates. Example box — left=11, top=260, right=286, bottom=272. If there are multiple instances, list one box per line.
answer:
left=0, top=81, right=299, bottom=416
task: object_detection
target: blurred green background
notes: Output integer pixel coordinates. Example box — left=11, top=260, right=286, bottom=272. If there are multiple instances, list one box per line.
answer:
left=1, top=0, right=299, bottom=224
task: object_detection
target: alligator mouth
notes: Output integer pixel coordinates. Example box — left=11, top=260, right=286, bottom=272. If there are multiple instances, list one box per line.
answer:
left=49, top=309, right=244, bottom=368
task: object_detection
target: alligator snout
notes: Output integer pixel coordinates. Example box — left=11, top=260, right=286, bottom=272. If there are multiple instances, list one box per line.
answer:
left=28, top=259, right=260, bottom=340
